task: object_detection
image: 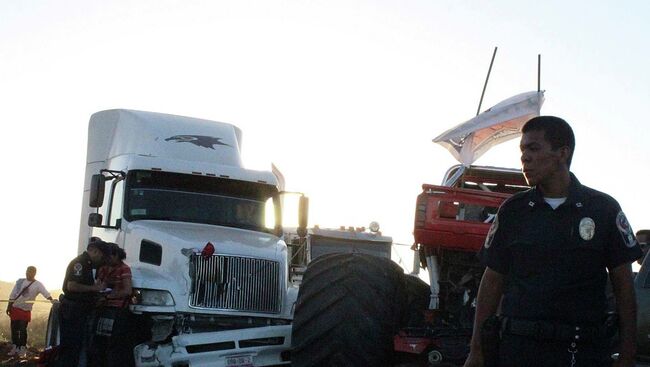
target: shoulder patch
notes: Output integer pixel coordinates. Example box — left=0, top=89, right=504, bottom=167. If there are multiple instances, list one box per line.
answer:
left=484, top=214, right=499, bottom=249
left=616, top=211, right=637, bottom=248
left=73, top=263, right=83, bottom=276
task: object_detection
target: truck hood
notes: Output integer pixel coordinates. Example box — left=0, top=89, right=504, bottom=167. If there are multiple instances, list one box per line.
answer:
left=123, top=220, right=287, bottom=292
left=126, top=220, right=283, bottom=256
left=433, top=91, right=544, bottom=166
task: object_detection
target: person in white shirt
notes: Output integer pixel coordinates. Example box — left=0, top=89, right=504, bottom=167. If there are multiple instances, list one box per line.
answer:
left=5, top=266, right=55, bottom=357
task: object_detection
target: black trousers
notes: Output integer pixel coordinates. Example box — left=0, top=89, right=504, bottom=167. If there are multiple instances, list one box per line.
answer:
left=10, top=320, right=28, bottom=347
left=498, top=333, right=612, bottom=367
left=58, top=299, right=93, bottom=367
left=88, top=307, right=135, bottom=367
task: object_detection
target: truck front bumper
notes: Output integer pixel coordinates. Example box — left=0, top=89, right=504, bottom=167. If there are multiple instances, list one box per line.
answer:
left=134, top=324, right=292, bottom=367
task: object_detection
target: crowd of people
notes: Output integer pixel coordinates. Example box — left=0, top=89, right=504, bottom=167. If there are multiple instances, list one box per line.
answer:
left=6, top=238, right=135, bottom=366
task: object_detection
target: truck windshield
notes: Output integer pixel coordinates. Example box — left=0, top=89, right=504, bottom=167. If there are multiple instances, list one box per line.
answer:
left=124, top=170, right=278, bottom=233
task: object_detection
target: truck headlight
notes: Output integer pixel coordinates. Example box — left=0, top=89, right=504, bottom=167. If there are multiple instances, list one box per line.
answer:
left=369, top=221, right=380, bottom=233
left=132, top=289, right=175, bottom=306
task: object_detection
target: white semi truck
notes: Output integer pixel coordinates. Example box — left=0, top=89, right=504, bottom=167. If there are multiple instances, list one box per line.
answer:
left=51, top=109, right=306, bottom=367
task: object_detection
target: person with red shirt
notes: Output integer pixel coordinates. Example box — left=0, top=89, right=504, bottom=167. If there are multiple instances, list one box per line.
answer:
left=90, top=243, right=134, bottom=367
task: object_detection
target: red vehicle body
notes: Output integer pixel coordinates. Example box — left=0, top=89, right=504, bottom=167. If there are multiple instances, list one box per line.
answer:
left=395, top=165, right=529, bottom=365
left=414, top=165, right=527, bottom=252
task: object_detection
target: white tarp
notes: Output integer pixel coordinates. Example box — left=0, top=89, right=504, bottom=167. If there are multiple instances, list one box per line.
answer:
left=433, top=91, right=544, bottom=166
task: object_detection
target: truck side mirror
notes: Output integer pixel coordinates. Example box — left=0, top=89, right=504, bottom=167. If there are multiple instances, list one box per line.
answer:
left=88, top=213, right=103, bottom=227
left=89, top=174, right=106, bottom=208
left=297, top=196, right=309, bottom=238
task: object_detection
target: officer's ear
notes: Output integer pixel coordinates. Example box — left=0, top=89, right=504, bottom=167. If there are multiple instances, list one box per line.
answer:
left=557, top=145, right=571, bottom=166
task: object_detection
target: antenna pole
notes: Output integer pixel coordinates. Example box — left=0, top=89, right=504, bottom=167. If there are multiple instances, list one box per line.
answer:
left=537, top=54, right=541, bottom=92
left=477, top=46, right=497, bottom=116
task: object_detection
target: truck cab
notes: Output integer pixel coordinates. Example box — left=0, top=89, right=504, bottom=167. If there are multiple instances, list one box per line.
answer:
left=72, top=110, right=301, bottom=367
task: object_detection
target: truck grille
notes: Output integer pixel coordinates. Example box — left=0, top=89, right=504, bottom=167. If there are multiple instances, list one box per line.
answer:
left=189, top=255, right=281, bottom=313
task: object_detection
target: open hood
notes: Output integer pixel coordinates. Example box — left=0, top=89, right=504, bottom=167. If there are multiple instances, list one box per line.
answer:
left=433, top=91, right=544, bottom=166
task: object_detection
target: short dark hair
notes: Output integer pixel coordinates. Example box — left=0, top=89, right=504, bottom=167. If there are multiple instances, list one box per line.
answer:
left=107, top=242, right=127, bottom=260
left=88, top=239, right=111, bottom=256
left=522, top=116, right=576, bottom=167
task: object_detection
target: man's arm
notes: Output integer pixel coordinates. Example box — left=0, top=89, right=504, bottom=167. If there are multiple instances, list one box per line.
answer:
left=8, top=280, right=21, bottom=300
left=66, top=280, right=103, bottom=293
left=37, top=282, right=55, bottom=303
left=6, top=280, right=21, bottom=315
left=609, top=263, right=637, bottom=366
left=463, top=267, right=505, bottom=367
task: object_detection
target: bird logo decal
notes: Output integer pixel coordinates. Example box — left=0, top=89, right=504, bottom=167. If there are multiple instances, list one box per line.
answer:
left=165, top=135, right=231, bottom=149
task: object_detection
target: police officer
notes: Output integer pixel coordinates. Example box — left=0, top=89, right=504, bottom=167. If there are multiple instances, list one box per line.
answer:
left=58, top=238, right=110, bottom=367
left=464, top=116, right=642, bottom=367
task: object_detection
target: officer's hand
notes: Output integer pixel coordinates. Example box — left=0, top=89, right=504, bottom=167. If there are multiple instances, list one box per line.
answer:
left=463, top=350, right=484, bottom=367
left=613, top=355, right=636, bottom=367
left=94, top=281, right=107, bottom=292
left=5, top=308, right=10, bottom=316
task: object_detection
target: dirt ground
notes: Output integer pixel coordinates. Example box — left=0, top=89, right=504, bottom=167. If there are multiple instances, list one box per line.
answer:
left=0, top=342, right=40, bottom=367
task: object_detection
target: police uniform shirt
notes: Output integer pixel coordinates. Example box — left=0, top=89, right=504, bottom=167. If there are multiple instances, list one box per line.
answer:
left=61, top=251, right=96, bottom=303
left=479, top=173, right=642, bottom=324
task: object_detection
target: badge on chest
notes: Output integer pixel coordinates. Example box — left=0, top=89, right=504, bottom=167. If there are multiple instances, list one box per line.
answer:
left=579, top=217, right=595, bottom=241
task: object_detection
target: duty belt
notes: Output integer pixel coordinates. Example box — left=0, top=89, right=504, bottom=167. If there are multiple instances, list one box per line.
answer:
left=61, top=295, right=94, bottom=308
left=500, top=317, right=606, bottom=342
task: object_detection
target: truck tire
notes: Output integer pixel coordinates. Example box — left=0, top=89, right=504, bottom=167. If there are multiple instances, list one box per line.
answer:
left=292, top=253, right=407, bottom=367
left=403, top=274, right=431, bottom=327
left=45, top=301, right=61, bottom=347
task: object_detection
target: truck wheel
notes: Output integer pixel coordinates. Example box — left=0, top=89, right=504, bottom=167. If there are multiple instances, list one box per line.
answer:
left=403, top=274, right=431, bottom=327
left=45, top=301, right=61, bottom=347
left=292, top=253, right=407, bottom=367
left=428, top=349, right=444, bottom=364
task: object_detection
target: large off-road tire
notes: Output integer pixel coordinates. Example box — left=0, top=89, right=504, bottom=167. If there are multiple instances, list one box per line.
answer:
left=403, top=274, right=431, bottom=327
left=292, top=253, right=408, bottom=367
left=45, top=301, right=61, bottom=347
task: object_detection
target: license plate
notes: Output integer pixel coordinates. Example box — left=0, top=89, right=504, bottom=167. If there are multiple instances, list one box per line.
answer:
left=226, top=355, right=254, bottom=367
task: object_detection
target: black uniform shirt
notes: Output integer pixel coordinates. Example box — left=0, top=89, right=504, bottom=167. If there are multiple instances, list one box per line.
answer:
left=479, top=173, right=642, bottom=324
left=62, top=251, right=96, bottom=304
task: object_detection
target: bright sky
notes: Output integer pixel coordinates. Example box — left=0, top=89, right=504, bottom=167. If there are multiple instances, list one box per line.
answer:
left=1, top=0, right=649, bottom=287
